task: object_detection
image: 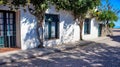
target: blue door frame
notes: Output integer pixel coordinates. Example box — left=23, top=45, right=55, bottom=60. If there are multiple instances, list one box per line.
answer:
left=0, top=10, right=16, bottom=48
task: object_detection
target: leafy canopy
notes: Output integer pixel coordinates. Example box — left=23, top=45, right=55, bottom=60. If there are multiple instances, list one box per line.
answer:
left=51, top=0, right=100, bottom=19
left=93, top=0, right=119, bottom=23
left=0, top=0, right=49, bottom=16
left=96, top=10, right=118, bottom=22
left=109, top=21, right=115, bottom=28
left=51, top=0, right=100, bottom=40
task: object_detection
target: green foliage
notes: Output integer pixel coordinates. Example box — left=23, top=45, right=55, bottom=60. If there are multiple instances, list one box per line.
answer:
left=51, top=0, right=100, bottom=40
left=109, top=21, right=115, bottom=28
left=93, top=0, right=119, bottom=24
left=11, top=0, right=27, bottom=7
left=0, top=0, right=49, bottom=15
left=30, top=0, right=49, bottom=13
left=96, top=10, right=118, bottom=22
left=0, top=0, right=7, bottom=5
left=51, top=0, right=100, bottom=19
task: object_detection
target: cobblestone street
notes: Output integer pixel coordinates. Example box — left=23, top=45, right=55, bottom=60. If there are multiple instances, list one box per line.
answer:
left=1, top=29, right=120, bottom=67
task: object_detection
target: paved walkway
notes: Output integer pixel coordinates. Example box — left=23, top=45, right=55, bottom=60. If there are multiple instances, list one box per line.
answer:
left=0, top=48, right=56, bottom=65
left=0, top=29, right=120, bottom=67
left=0, top=36, right=108, bottom=65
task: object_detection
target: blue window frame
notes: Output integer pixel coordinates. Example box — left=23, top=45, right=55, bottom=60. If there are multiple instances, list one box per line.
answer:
left=44, top=14, right=59, bottom=40
left=84, top=18, right=91, bottom=34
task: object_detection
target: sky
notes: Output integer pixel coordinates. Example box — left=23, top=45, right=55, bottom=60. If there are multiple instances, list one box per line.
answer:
left=102, top=0, right=120, bottom=28
left=107, top=0, right=120, bottom=28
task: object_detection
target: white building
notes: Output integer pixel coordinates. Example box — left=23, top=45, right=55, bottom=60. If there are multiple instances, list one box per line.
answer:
left=0, top=5, right=102, bottom=50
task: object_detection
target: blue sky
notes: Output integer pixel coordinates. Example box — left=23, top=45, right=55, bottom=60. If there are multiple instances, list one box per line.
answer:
left=102, top=0, right=120, bottom=28
left=107, top=0, right=120, bottom=27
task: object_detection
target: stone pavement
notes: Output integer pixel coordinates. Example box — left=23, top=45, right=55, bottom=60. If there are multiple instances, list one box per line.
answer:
left=0, top=36, right=108, bottom=65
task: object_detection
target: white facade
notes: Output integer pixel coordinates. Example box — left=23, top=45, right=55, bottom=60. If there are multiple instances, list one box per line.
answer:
left=82, top=18, right=99, bottom=40
left=20, top=7, right=39, bottom=50
left=20, top=6, right=80, bottom=49
left=43, top=6, right=80, bottom=47
left=0, top=5, right=100, bottom=50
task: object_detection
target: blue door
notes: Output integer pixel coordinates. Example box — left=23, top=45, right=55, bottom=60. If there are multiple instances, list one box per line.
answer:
left=0, top=11, right=16, bottom=48
left=0, top=12, right=4, bottom=47
left=98, top=24, right=102, bottom=37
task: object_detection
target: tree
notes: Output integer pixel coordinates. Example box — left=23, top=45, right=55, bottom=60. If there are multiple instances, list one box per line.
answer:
left=51, top=0, right=100, bottom=40
left=93, top=0, right=119, bottom=36
left=27, top=0, right=49, bottom=48
left=0, top=0, right=50, bottom=47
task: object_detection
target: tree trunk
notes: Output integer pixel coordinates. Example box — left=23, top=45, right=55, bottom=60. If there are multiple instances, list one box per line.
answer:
left=101, top=25, right=106, bottom=36
left=79, top=20, right=84, bottom=40
left=39, top=26, right=44, bottom=48
left=101, top=20, right=113, bottom=36
left=101, top=24, right=108, bottom=36
left=106, top=24, right=113, bottom=36
left=36, top=19, right=44, bottom=48
left=27, top=6, right=44, bottom=48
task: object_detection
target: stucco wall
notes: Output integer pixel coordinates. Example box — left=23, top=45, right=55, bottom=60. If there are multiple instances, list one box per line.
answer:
left=0, top=5, right=10, bottom=10
left=0, top=5, right=99, bottom=50
left=20, top=6, right=100, bottom=49
left=20, top=6, right=80, bottom=49
left=20, top=7, right=39, bottom=50
left=82, top=18, right=99, bottom=40
left=44, top=6, right=80, bottom=47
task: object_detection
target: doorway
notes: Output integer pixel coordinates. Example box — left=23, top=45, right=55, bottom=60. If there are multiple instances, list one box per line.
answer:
left=98, top=24, right=102, bottom=37
left=0, top=10, right=16, bottom=48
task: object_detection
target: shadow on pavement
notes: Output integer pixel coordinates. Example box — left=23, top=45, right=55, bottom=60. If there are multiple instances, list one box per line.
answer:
left=2, top=42, right=120, bottom=67
left=113, top=29, right=120, bottom=32
left=106, top=29, right=120, bottom=43
left=108, top=35, right=120, bottom=43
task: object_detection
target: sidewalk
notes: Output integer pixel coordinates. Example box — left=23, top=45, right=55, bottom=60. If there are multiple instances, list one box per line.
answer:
left=0, top=36, right=109, bottom=65
left=0, top=48, right=55, bottom=65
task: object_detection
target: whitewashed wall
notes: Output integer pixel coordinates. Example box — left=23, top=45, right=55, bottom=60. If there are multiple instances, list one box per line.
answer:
left=20, top=6, right=80, bottom=49
left=82, top=18, right=99, bottom=40
left=0, top=5, right=10, bottom=10
left=20, top=7, right=39, bottom=50
left=44, top=6, right=80, bottom=47
left=0, top=5, right=99, bottom=50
